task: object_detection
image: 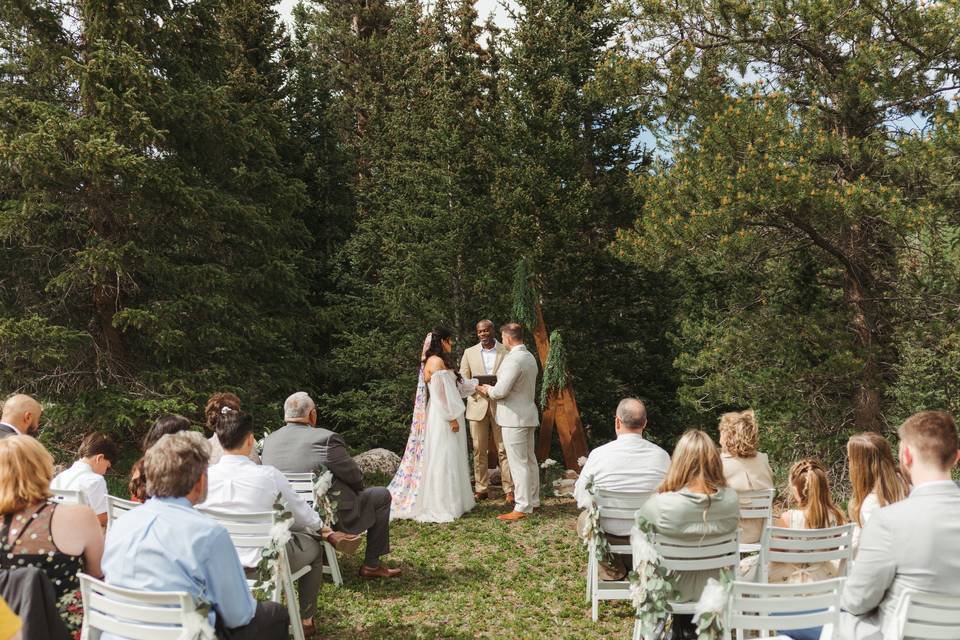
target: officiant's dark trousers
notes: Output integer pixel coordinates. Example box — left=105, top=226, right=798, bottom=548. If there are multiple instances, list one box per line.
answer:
left=362, top=487, right=392, bottom=567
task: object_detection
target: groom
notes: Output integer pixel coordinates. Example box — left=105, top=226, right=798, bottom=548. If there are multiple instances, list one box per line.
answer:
left=478, top=322, right=540, bottom=521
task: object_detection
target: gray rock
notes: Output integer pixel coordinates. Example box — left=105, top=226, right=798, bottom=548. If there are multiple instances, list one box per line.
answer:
left=353, top=448, right=401, bottom=476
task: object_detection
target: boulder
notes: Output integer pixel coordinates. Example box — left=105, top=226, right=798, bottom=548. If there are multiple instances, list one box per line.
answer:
left=353, top=448, right=401, bottom=476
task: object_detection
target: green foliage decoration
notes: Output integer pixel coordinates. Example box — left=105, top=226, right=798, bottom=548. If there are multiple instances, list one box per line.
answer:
left=539, top=330, right=568, bottom=408
left=511, top=258, right=538, bottom=331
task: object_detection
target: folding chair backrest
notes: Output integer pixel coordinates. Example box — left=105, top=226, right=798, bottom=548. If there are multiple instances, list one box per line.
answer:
left=50, top=487, right=86, bottom=506
left=284, top=472, right=315, bottom=508
left=79, top=572, right=202, bottom=640
left=196, top=508, right=275, bottom=552
left=106, top=495, right=139, bottom=528
left=651, top=530, right=741, bottom=573
left=897, top=591, right=960, bottom=640
left=726, top=578, right=845, bottom=639
left=761, top=524, right=854, bottom=575
left=594, top=488, right=652, bottom=521
left=737, top=488, right=774, bottom=521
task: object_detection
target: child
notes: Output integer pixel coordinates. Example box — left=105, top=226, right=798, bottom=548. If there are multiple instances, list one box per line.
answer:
left=51, top=431, right=118, bottom=526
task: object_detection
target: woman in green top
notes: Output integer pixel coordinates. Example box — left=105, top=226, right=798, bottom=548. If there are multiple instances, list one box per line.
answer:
left=636, top=429, right=740, bottom=640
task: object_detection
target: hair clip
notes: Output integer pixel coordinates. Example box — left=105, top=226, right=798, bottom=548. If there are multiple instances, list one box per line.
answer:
left=220, top=406, right=234, bottom=415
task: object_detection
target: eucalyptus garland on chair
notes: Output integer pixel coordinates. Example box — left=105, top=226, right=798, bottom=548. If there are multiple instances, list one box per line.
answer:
left=630, top=516, right=679, bottom=639
left=581, top=478, right=612, bottom=563
left=693, top=572, right=734, bottom=640
left=251, top=500, right=294, bottom=600
left=313, top=464, right=339, bottom=526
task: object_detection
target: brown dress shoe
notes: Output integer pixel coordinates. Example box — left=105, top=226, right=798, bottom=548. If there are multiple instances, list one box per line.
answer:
left=497, top=510, right=526, bottom=522
left=359, top=564, right=402, bottom=579
left=325, top=531, right=363, bottom=555
left=474, top=491, right=489, bottom=501
left=504, top=492, right=515, bottom=505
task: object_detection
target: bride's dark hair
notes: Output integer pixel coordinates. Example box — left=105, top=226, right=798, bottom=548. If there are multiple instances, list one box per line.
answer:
left=422, top=326, right=462, bottom=382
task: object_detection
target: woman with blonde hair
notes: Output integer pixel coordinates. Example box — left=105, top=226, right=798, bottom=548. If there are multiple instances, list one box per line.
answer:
left=719, top=409, right=775, bottom=544
left=847, top=432, right=907, bottom=550
left=636, top=430, right=739, bottom=640
left=0, top=436, right=104, bottom=632
left=768, top=459, right=845, bottom=584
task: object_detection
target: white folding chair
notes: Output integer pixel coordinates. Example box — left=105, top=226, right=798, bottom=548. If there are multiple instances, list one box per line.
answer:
left=283, top=471, right=344, bottom=587
left=105, top=495, right=139, bottom=528
left=737, top=488, right=775, bottom=554
left=632, top=530, right=741, bottom=640
left=50, top=487, right=87, bottom=505
left=894, top=591, right=960, bottom=639
left=79, top=572, right=210, bottom=639
left=759, top=524, right=854, bottom=584
left=585, top=488, right=652, bottom=621
left=724, top=577, right=846, bottom=640
left=198, top=508, right=307, bottom=640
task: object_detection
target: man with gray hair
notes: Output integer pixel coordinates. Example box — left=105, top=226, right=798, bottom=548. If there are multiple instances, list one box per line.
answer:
left=573, top=398, right=671, bottom=579
left=262, top=391, right=400, bottom=578
left=102, top=431, right=288, bottom=638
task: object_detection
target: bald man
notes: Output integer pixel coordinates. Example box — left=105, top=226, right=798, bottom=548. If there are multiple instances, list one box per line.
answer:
left=0, top=394, right=42, bottom=438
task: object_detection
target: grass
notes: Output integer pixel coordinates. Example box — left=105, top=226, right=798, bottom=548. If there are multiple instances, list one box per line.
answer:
left=312, top=494, right=635, bottom=639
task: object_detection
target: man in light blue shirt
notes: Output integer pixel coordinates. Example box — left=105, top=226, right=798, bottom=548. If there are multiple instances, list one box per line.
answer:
left=103, top=431, right=288, bottom=639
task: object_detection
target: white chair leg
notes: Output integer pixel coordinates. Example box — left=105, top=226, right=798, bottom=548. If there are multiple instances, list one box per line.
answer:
left=283, top=564, right=306, bottom=640
left=632, top=618, right=642, bottom=640
left=585, top=547, right=594, bottom=604
left=591, top=585, right=599, bottom=622
left=322, top=541, right=343, bottom=587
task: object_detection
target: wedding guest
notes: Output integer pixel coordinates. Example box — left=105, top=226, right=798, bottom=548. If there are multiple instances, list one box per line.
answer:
left=201, top=409, right=361, bottom=636
left=0, top=436, right=104, bottom=624
left=0, top=395, right=42, bottom=438
left=846, top=432, right=907, bottom=551
left=767, top=459, right=845, bottom=584
left=718, top=409, right=775, bottom=544
left=840, top=410, right=960, bottom=640
left=104, top=431, right=288, bottom=638
left=635, top=430, right=739, bottom=640
left=573, top=398, right=670, bottom=579
left=262, top=392, right=400, bottom=578
left=128, top=414, right=192, bottom=503
left=205, top=392, right=260, bottom=465
left=51, top=431, right=118, bottom=526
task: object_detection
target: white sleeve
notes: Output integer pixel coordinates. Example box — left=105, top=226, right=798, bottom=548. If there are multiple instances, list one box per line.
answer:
left=272, top=467, right=322, bottom=532
left=434, top=374, right=467, bottom=421
left=573, top=455, right=597, bottom=510
left=85, top=476, right=108, bottom=515
left=487, top=357, right=521, bottom=400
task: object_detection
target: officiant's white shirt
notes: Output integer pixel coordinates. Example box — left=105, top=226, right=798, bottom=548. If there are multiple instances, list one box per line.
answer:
left=202, top=455, right=322, bottom=566
left=480, top=341, right=500, bottom=374
left=574, top=433, right=671, bottom=536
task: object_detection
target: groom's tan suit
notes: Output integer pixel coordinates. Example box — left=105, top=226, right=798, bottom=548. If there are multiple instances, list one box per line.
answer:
left=460, top=341, right=513, bottom=495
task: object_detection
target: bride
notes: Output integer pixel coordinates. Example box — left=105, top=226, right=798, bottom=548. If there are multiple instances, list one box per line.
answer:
left=388, top=327, right=476, bottom=522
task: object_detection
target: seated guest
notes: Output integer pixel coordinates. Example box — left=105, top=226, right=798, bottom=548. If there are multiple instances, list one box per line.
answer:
left=767, top=459, right=845, bottom=584
left=51, top=431, right=118, bottom=526
left=262, top=392, right=400, bottom=578
left=718, top=409, right=774, bottom=544
left=205, top=392, right=260, bottom=465
left=0, top=394, right=42, bottom=438
left=128, top=414, right=192, bottom=503
left=635, top=430, right=739, bottom=640
left=0, top=436, right=104, bottom=626
left=201, top=409, right=360, bottom=637
left=573, top=398, right=670, bottom=579
left=104, top=431, right=288, bottom=639
left=846, top=432, right=907, bottom=552
left=841, top=411, right=960, bottom=640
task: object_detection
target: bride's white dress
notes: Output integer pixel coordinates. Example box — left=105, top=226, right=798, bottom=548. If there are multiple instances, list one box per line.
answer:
left=392, top=369, right=476, bottom=523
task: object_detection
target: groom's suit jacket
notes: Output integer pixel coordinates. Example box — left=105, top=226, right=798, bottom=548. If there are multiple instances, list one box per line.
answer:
left=459, top=341, right=508, bottom=422
left=261, top=422, right=378, bottom=534
left=487, top=345, right=539, bottom=428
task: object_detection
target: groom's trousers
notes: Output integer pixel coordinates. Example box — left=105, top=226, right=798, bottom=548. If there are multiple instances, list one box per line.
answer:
left=501, top=426, right=541, bottom=513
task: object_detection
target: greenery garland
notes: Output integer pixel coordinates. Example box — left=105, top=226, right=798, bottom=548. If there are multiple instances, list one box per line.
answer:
left=693, top=572, right=734, bottom=640
left=313, top=465, right=340, bottom=526
left=630, top=516, right=679, bottom=639
left=251, top=500, right=294, bottom=600
left=539, top=330, right=568, bottom=408
left=511, top=258, right=538, bottom=330
left=581, top=478, right=612, bottom=562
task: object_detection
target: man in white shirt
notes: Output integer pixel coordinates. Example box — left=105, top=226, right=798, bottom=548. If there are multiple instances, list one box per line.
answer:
left=51, top=431, right=118, bottom=526
left=201, top=409, right=360, bottom=636
left=573, top=398, right=670, bottom=578
left=0, top=394, right=42, bottom=438
left=840, top=410, right=960, bottom=640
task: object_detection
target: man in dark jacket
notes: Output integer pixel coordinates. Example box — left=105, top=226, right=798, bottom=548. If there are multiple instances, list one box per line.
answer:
left=262, top=392, right=400, bottom=579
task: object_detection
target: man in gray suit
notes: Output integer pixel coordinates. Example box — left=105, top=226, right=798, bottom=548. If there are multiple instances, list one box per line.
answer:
left=479, top=323, right=540, bottom=522
left=0, top=394, right=42, bottom=438
left=261, top=392, right=400, bottom=578
left=840, top=410, right=960, bottom=640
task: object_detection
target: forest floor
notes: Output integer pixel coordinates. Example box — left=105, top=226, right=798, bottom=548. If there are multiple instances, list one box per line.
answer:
left=311, top=484, right=632, bottom=639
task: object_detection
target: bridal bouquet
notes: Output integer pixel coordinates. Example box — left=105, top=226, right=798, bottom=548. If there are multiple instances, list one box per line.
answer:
left=313, top=465, right=340, bottom=526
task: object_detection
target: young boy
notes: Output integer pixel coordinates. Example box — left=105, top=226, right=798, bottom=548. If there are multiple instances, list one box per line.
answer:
left=51, top=431, right=118, bottom=526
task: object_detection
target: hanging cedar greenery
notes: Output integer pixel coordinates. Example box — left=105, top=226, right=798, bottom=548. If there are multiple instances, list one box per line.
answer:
left=511, top=258, right=537, bottom=330
left=540, top=330, right=568, bottom=408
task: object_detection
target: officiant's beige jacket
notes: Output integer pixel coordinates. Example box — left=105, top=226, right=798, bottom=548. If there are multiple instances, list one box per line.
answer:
left=460, top=341, right=507, bottom=422
left=487, top=345, right=540, bottom=428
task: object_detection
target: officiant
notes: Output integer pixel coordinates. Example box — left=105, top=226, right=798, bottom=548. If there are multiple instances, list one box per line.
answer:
left=459, top=319, right=515, bottom=503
